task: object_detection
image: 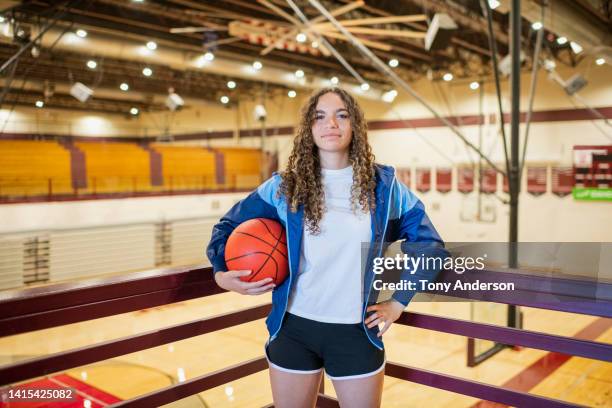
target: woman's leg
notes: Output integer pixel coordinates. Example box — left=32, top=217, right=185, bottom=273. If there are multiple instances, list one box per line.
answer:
left=269, top=364, right=323, bottom=408
left=331, top=368, right=384, bottom=408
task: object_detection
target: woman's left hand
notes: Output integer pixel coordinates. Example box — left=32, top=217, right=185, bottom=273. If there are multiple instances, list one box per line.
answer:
left=365, top=299, right=406, bottom=337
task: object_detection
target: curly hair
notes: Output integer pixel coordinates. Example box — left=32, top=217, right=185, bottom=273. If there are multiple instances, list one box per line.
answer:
left=279, top=87, right=377, bottom=235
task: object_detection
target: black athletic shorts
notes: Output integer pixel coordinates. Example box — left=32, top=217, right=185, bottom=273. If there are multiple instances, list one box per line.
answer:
left=265, top=312, right=385, bottom=380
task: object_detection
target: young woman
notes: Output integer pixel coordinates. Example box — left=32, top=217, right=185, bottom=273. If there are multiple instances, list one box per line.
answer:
left=207, top=87, right=444, bottom=408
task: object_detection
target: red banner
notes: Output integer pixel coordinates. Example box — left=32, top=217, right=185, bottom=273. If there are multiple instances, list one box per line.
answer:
left=481, top=168, right=497, bottom=194
left=396, top=168, right=411, bottom=188
left=416, top=168, right=431, bottom=192
left=551, top=167, right=573, bottom=196
left=436, top=168, right=452, bottom=193
left=457, top=167, right=474, bottom=193
left=573, top=145, right=612, bottom=188
left=527, top=166, right=547, bottom=195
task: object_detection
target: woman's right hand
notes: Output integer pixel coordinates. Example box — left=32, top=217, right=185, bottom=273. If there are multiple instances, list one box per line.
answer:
left=214, top=270, right=275, bottom=295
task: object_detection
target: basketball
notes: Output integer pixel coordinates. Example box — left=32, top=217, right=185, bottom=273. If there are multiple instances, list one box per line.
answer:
left=224, top=218, right=289, bottom=285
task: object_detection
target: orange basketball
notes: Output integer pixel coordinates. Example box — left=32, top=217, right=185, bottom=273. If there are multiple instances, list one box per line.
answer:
left=224, top=218, right=288, bottom=285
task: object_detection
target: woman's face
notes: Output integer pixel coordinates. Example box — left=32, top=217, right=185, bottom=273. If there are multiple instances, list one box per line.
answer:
left=311, top=92, right=352, bottom=154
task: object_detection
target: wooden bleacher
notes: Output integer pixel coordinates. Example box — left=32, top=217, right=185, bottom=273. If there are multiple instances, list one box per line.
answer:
left=0, top=139, right=265, bottom=199
left=151, top=144, right=217, bottom=190
left=217, top=147, right=263, bottom=188
left=75, top=141, right=151, bottom=194
left=0, top=140, right=72, bottom=197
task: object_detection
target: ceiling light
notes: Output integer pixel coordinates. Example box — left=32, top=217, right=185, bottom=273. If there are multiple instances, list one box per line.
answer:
left=388, top=58, right=399, bottom=68
left=488, top=0, right=500, bottom=9
left=330, top=76, right=339, bottom=85
left=195, top=55, right=207, bottom=67
left=142, top=67, right=152, bottom=76
left=227, top=80, right=236, bottom=89
left=119, top=83, right=129, bottom=91
left=64, top=33, right=81, bottom=45
left=35, top=100, right=44, bottom=108
left=130, top=107, right=139, bottom=115
left=360, top=83, right=370, bottom=91
left=296, top=33, right=307, bottom=43
left=443, top=72, right=453, bottom=81
left=543, top=59, right=556, bottom=71
left=253, top=60, right=262, bottom=70
left=288, top=90, right=296, bottom=98
left=204, top=52, right=214, bottom=61
left=570, top=41, right=583, bottom=54
left=595, top=57, right=605, bottom=66
left=86, top=60, right=97, bottom=69
left=556, top=36, right=568, bottom=45
left=295, top=69, right=304, bottom=78
left=76, top=29, right=87, bottom=38
left=311, top=41, right=319, bottom=48
left=382, top=89, right=397, bottom=103
left=470, top=81, right=480, bottom=90
left=531, top=21, right=542, bottom=31
left=146, top=41, right=157, bottom=50
left=220, top=95, right=229, bottom=104
left=0, top=16, right=5, bottom=23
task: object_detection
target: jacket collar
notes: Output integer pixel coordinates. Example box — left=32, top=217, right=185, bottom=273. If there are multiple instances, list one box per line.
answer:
left=374, top=163, right=395, bottom=203
left=374, top=163, right=395, bottom=186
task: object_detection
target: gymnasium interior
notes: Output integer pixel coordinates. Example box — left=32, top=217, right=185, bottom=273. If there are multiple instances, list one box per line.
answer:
left=0, top=0, right=610, bottom=407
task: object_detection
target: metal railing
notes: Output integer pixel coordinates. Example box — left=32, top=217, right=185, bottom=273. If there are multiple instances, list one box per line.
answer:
left=0, top=266, right=610, bottom=407
left=0, top=174, right=262, bottom=203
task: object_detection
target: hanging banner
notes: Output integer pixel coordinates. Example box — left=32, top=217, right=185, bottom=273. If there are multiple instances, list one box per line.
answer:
left=527, top=166, right=547, bottom=196
left=457, top=167, right=474, bottom=193
left=573, top=145, right=611, bottom=187
left=551, top=167, right=573, bottom=197
left=572, top=145, right=612, bottom=201
left=396, top=168, right=411, bottom=188
left=416, top=168, right=431, bottom=193
left=481, top=168, right=497, bottom=194
left=436, top=168, right=452, bottom=193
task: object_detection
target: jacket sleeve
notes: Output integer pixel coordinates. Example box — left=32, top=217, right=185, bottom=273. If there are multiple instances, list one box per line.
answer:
left=391, top=178, right=448, bottom=306
left=206, top=174, right=285, bottom=274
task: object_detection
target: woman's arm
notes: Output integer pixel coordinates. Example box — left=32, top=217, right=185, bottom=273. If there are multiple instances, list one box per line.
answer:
left=206, top=174, right=285, bottom=295
left=206, top=174, right=284, bottom=273
left=392, top=179, right=447, bottom=306
left=365, top=178, right=447, bottom=335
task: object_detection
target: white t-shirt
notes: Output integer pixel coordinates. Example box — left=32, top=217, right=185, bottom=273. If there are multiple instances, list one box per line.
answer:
left=286, top=165, right=372, bottom=323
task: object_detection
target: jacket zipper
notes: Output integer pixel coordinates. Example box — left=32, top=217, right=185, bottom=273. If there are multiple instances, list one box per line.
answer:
left=362, top=175, right=395, bottom=350
left=270, top=214, right=295, bottom=342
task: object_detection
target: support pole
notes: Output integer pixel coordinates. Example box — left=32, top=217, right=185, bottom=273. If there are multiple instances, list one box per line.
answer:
left=479, top=0, right=510, bottom=177
left=520, top=5, right=545, bottom=180
left=508, top=0, right=521, bottom=329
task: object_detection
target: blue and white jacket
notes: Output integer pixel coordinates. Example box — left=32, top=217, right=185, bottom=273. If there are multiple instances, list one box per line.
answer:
left=206, top=164, right=446, bottom=350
